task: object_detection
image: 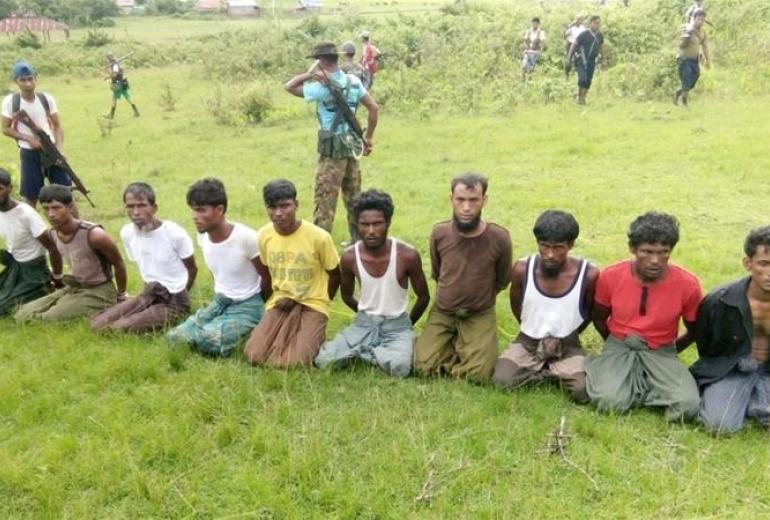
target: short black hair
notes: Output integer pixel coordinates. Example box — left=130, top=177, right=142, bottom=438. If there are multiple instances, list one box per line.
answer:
left=532, top=17, right=540, bottom=23
left=187, top=178, right=227, bottom=211
left=451, top=172, right=488, bottom=195
left=533, top=210, right=579, bottom=243
left=744, top=226, right=770, bottom=257
left=263, top=179, right=297, bottom=207
left=354, top=189, right=394, bottom=223
left=39, top=184, right=73, bottom=205
left=627, top=211, right=680, bottom=249
left=0, top=168, right=11, bottom=187
left=123, top=182, right=156, bottom=205
left=590, top=15, right=601, bottom=23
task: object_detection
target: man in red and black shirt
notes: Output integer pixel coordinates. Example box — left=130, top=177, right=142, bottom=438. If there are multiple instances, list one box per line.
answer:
left=585, top=212, right=702, bottom=422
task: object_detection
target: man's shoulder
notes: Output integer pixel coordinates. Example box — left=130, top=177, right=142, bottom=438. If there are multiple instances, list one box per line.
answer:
left=599, top=259, right=631, bottom=277
left=486, top=222, right=511, bottom=237
left=667, top=262, right=701, bottom=286
left=430, top=220, right=453, bottom=238
left=119, top=222, right=135, bottom=239
left=302, top=220, right=333, bottom=242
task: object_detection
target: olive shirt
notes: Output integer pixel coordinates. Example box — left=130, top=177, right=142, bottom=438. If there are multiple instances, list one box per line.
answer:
left=429, top=221, right=512, bottom=313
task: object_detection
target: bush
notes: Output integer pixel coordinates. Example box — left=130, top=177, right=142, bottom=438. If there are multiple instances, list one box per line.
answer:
left=205, top=83, right=274, bottom=126
left=82, top=29, right=113, bottom=48
left=16, top=28, right=42, bottom=50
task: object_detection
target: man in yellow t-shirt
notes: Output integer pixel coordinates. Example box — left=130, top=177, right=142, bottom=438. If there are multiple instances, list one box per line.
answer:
left=244, top=179, right=340, bottom=367
left=675, top=8, right=710, bottom=107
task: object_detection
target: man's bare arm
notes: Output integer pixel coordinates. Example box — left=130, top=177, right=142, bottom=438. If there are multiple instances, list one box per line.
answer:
left=359, top=93, right=378, bottom=155
left=88, top=227, right=127, bottom=298
left=339, top=249, right=358, bottom=312
left=327, top=264, right=341, bottom=301
left=253, top=256, right=272, bottom=302
left=592, top=303, right=611, bottom=339
left=577, top=264, right=600, bottom=333
left=182, top=255, right=198, bottom=291
left=1, top=116, right=41, bottom=148
left=676, top=320, right=697, bottom=352
left=49, top=112, right=63, bottom=151
left=36, top=231, right=63, bottom=287
left=509, top=261, right=527, bottom=323
left=405, top=248, right=430, bottom=324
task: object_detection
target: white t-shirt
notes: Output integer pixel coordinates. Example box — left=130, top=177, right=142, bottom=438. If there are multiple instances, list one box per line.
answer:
left=198, top=222, right=261, bottom=301
left=0, top=202, right=47, bottom=262
left=566, top=24, right=587, bottom=45
left=121, top=220, right=194, bottom=294
left=1, top=92, right=58, bottom=150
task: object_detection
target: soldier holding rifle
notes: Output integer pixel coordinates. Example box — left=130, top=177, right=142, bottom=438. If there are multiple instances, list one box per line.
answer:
left=284, top=42, right=379, bottom=244
left=1, top=61, right=69, bottom=209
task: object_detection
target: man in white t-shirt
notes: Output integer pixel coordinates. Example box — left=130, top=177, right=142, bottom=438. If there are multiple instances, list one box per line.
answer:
left=0, top=61, right=70, bottom=208
left=563, top=15, right=586, bottom=78
left=0, top=169, right=62, bottom=315
left=91, top=182, right=197, bottom=333
left=167, top=178, right=264, bottom=356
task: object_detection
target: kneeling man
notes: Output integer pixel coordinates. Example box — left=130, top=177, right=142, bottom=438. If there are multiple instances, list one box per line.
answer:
left=315, top=190, right=430, bottom=377
left=167, top=178, right=263, bottom=356
left=493, top=210, right=598, bottom=401
left=585, top=212, right=702, bottom=421
left=691, top=226, right=770, bottom=433
left=0, top=169, right=62, bottom=315
left=91, top=182, right=197, bottom=333
left=244, top=179, right=340, bottom=368
left=414, top=173, right=512, bottom=382
left=15, top=184, right=127, bottom=321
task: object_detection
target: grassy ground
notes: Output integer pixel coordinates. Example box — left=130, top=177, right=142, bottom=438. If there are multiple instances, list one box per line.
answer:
left=2, top=61, right=770, bottom=517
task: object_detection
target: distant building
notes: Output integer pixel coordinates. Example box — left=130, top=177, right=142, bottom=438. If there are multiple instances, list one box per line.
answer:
left=114, top=0, right=135, bottom=15
left=196, top=0, right=224, bottom=12
left=227, top=0, right=261, bottom=16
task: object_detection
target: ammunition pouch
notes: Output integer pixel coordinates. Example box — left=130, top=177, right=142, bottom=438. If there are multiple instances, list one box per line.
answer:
left=317, top=129, right=356, bottom=159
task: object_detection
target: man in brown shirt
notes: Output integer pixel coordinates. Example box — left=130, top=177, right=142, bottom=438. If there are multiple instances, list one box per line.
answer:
left=414, top=173, right=512, bottom=382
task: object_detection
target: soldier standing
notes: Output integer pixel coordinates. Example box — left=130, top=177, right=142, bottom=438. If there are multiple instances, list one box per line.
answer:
left=106, top=52, right=140, bottom=119
left=284, top=42, right=379, bottom=244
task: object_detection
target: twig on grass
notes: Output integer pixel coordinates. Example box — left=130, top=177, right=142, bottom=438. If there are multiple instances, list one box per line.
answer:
left=540, top=415, right=599, bottom=491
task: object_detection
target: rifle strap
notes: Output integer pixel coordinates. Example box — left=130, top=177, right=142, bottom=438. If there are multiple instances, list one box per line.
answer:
left=11, top=92, right=53, bottom=146
left=12, top=92, right=51, bottom=117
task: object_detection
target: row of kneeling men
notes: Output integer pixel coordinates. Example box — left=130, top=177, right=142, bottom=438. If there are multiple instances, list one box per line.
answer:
left=1, top=170, right=767, bottom=435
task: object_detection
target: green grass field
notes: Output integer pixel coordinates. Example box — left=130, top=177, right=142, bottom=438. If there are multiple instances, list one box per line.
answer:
left=2, top=14, right=770, bottom=518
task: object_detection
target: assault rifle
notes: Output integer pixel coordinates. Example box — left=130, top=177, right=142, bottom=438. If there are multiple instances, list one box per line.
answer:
left=16, top=110, right=95, bottom=207
left=317, top=65, right=366, bottom=151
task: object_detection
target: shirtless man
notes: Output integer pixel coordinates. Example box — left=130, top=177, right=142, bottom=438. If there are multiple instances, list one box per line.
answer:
left=315, top=189, right=430, bottom=377
left=691, top=226, right=770, bottom=433
left=492, top=210, right=598, bottom=401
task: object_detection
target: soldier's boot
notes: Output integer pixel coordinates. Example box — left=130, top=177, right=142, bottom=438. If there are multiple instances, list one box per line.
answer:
left=107, top=106, right=116, bottom=119
left=131, top=104, right=140, bottom=117
left=674, top=89, right=682, bottom=105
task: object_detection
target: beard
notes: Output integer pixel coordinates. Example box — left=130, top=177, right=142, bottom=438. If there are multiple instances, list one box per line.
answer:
left=540, top=261, right=563, bottom=278
left=453, top=213, right=482, bottom=233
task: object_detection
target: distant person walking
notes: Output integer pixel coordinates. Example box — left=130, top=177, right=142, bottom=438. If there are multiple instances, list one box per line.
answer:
left=563, top=15, right=586, bottom=78
left=675, top=9, right=710, bottom=107
left=521, top=17, right=547, bottom=81
left=359, top=30, right=381, bottom=90
left=340, top=41, right=366, bottom=84
left=105, top=52, right=140, bottom=119
left=567, top=15, right=604, bottom=105
left=1, top=61, right=69, bottom=209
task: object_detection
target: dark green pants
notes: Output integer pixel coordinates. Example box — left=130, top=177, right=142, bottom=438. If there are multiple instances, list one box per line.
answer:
left=585, top=335, right=700, bottom=421
left=0, top=251, right=50, bottom=316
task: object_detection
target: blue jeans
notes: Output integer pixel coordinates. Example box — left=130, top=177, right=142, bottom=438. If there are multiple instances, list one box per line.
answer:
left=678, top=57, right=700, bottom=90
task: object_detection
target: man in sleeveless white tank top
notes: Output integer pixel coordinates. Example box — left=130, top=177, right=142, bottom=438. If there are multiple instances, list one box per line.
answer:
left=492, top=211, right=598, bottom=402
left=15, top=184, right=127, bottom=322
left=315, top=190, right=430, bottom=377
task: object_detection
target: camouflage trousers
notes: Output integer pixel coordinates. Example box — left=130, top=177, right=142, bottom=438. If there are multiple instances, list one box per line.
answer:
left=313, top=156, right=361, bottom=243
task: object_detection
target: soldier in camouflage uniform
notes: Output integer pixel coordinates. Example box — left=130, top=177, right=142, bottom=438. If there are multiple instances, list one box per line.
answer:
left=285, top=42, right=379, bottom=244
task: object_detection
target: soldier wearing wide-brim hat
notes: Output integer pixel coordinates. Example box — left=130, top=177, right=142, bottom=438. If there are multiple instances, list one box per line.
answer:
left=284, top=42, right=379, bottom=244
